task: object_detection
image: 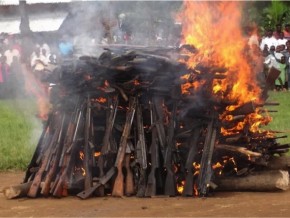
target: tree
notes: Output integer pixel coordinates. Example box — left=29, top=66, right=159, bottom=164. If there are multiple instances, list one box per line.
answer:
left=261, top=0, right=290, bottom=30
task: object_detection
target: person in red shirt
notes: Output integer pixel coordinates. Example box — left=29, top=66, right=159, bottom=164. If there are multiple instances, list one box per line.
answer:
left=273, top=23, right=283, bottom=40
left=284, top=24, right=290, bottom=40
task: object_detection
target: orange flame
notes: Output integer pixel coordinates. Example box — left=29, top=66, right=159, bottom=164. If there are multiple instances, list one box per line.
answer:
left=179, top=1, right=271, bottom=137
left=177, top=180, right=185, bottom=194
left=96, top=97, right=107, bottom=103
left=79, top=151, right=84, bottom=160
left=94, top=151, right=101, bottom=157
left=180, top=1, right=262, bottom=104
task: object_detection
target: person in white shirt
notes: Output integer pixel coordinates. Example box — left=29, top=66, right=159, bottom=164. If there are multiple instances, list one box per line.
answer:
left=30, top=47, right=48, bottom=80
left=4, top=46, right=20, bottom=66
left=260, top=29, right=278, bottom=52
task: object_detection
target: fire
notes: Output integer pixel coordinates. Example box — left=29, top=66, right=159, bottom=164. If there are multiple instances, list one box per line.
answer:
left=96, top=97, right=107, bottom=103
left=193, top=162, right=200, bottom=176
left=21, top=64, right=50, bottom=121
left=180, top=1, right=262, bottom=102
left=179, top=1, right=270, bottom=137
left=81, top=167, right=86, bottom=176
left=177, top=180, right=185, bottom=194
left=94, top=152, right=101, bottom=157
left=79, top=151, right=84, bottom=160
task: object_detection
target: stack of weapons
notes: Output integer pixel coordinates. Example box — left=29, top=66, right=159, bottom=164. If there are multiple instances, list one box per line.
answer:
left=3, top=45, right=290, bottom=200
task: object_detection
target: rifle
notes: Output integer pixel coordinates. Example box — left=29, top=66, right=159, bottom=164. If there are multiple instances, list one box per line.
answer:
left=163, top=102, right=177, bottom=196
left=52, top=102, right=84, bottom=197
left=96, top=96, right=118, bottom=196
left=124, top=151, right=134, bottom=196
left=23, top=115, right=51, bottom=183
left=182, top=127, right=201, bottom=196
left=27, top=115, right=62, bottom=198
left=197, top=113, right=218, bottom=196
left=84, top=94, right=93, bottom=190
left=76, top=96, right=118, bottom=199
left=135, top=99, right=148, bottom=197
left=153, top=97, right=166, bottom=152
left=41, top=114, right=67, bottom=196
left=76, top=167, right=115, bottom=199
left=145, top=99, right=160, bottom=197
left=112, top=96, right=136, bottom=197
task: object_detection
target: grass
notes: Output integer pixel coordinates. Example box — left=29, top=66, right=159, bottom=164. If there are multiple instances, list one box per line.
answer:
left=264, top=91, right=290, bottom=145
left=0, top=98, right=41, bottom=170
left=0, top=91, right=289, bottom=170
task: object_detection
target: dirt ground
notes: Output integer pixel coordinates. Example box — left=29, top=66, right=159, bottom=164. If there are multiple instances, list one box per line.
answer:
left=0, top=171, right=290, bottom=217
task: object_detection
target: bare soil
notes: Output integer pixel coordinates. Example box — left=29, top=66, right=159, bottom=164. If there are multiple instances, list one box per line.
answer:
left=0, top=171, right=290, bottom=217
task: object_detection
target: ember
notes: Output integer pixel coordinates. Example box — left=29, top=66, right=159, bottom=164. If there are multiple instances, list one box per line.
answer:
left=3, top=1, right=290, bottom=200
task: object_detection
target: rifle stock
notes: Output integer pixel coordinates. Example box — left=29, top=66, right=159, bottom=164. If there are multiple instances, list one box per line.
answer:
left=23, top=116, right=51, bottom=183
left=145, top=99, right=160, bottom=197
left=125, top=153, right=134, bottom=196
left=52, top=103, right=84, bottom=197
left=27, top=119, right=61, bottom=198
left=96, top=96, right=118, bottom=196
left=135, top=100, right=148, bottom=197
left=41, top=115, right=66, bottom=196
left=112, top=97, right=136, bottom=197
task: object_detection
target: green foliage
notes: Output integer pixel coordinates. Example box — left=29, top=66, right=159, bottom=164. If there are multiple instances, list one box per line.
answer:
left=261, top=1, right=290, bottom=30
left=0, top=99, right=41, bottom=170
left=243, top=1, right=290, bottom=35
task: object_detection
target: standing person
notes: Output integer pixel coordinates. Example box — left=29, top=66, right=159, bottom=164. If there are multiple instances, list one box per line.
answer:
left=283, top=45, right=290, bottom=90
left=30, top=47, right=48, bottom=81
left=273, top=23, right=283, bottom=40
left=4, top=45, right=20, bottom=66
left=275, top=55, right=287, bottom=91
left=260, top=29, right=277, bottom=51
left=0, top=55, right=10, bottom=98
left=58, top=35, right=73, bottom=59
left=283, top=24, right=290, bottom=40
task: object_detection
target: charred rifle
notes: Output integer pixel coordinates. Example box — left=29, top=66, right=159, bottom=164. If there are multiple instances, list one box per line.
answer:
left=95, top=96, right=119, bottom=197
left=23, top=115, right=51, bottom=183
left=182, top=126, right=201, bottom=196
left=77, top=96, right=119, bottom=199
left=27, top=114, right=63, bottom=198
left=112, top=96, right=136, bottom=197
left=41, top=114, right=67, bottom=196
left=153, top=97, right=167, bottom=153
left=197, top=113, right=218, bottom=197
left=135, top=98, right=148, bottom=197
left=84, top=94, right=93, bottom=190
left=52, top=102, right=84, bottom=197
left=163, top=101, right=177, bottom=196
left=145, top=99, right=160, bottom=197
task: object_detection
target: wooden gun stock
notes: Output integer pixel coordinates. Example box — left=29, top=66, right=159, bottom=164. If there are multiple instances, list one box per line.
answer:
left=112, top=97, right=136, bottom=197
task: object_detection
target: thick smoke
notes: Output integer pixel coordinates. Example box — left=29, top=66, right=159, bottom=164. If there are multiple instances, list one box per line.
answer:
left=63, top=1, right=182, bottom=54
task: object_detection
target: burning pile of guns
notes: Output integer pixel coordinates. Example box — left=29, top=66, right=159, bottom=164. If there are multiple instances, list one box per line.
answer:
left=5, top=45, right=289, bottom=200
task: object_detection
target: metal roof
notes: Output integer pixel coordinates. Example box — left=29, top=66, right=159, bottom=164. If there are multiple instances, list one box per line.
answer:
left=0, top=12, right=68, bottom=34
left=0, top=0, right=19, bottom=5
left=0, top=0, right=96, bottom=5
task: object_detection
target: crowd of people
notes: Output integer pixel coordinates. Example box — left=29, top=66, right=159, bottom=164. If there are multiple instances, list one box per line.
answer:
left=0, top=33, right=23, bottom=98
left=1, top=22, right=290, bottom=99
left=248, top=23, right=290, bottom=91
left=0, top=32, right=75, bottom=99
